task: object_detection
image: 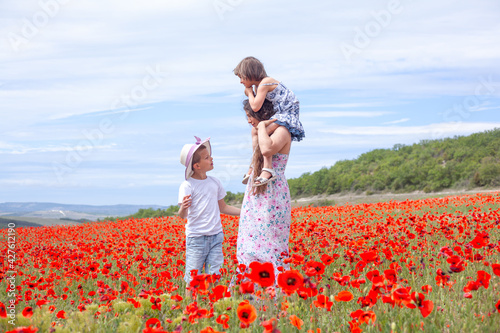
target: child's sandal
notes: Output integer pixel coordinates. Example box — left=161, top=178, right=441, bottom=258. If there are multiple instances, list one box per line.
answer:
left=242, top=174, right=251, bottom=185
left=252, top=168, right=277, bottom=187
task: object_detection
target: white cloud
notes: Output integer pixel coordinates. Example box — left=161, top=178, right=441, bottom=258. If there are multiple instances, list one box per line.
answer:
left=383, top=118, right=410, bottom=124
left=303, top=103, right=387, bottom=108
left=0, top=143, right=117, bottom=155
left=305, top=111, right=393, bottom=118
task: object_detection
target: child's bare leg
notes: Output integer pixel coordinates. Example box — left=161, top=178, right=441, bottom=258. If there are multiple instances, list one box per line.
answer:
left=253, top=122, right=280, bottom=185
left=260, top=154, right=274, bottom=179
left=266, top=122, right=279, bottom=136
left=259, top=122, right=279, bottom=179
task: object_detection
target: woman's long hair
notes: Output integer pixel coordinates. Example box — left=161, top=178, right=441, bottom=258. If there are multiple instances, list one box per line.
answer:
left=243, top=99, right=276, bottom=194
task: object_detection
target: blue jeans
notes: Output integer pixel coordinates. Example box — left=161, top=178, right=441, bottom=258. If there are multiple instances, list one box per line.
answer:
left=184, top=232, right=224, bottom=283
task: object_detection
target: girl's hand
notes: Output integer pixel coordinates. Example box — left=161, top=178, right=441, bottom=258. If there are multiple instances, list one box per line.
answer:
left=257, top=119, right=277, bottom=129
left=244, top=86, right=255, bottom=97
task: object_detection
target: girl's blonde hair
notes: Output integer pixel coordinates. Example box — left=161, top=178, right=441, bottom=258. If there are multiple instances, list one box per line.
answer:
left=243, top=99, right=276, bottom=195
left=234, top=56, right=268, bottom=81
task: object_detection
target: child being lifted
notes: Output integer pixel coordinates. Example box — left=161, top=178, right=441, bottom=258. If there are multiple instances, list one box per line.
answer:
left=234, top=56, right=305, bottom=187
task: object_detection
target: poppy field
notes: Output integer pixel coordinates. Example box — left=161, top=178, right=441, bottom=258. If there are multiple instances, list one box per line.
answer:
left=1, top=192, right=500, bottom=333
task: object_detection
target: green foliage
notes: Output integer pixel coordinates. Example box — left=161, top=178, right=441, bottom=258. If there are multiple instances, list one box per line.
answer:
left=101, top=206, right=180, bottom=221
left=289, top=128, right=500, bottom=196
left=224, top=191, right=244, bottom=204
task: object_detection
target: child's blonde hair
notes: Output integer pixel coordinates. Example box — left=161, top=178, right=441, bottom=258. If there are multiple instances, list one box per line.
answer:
left=233, top=56, right=268, bottom=81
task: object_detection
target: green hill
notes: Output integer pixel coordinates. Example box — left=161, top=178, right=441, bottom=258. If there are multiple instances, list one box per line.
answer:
left=288, top=128, right=500, bottom=197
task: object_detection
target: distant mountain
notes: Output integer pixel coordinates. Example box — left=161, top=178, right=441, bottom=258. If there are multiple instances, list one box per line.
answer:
left=0, top=202, right=168, bottom=219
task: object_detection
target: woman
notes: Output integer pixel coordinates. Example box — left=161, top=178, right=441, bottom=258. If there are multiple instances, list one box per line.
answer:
left=237, top=99, right=292, bottom=277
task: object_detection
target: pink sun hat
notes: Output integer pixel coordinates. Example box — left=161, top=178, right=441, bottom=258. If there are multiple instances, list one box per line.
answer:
left=179, top=136, right=211, bottom=180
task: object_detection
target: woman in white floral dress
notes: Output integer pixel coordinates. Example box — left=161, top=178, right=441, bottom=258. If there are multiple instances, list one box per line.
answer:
left=236, top=99, right=292, bottom=277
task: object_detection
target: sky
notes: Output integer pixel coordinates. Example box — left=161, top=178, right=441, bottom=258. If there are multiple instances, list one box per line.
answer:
left=1, top=0, right=500, bottom=207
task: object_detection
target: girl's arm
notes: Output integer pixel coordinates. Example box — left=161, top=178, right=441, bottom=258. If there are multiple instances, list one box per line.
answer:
left=257, top=120, right=291, bottom=157
left=247, top=84, right=271, bottom=112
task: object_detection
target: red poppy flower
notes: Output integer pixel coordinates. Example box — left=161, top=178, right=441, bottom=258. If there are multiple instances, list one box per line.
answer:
left=313, top=294, right=333, bottom=311
left=277, top=269, right=304, bottom=295
left=349, top=320, right=362, bottom=333
left=332, top=272, right=351, bottom=286
left=22, top=307, right=34, bottom=318
left=384, top=269, right=397, bottom=283
left=463, top=280, right=480, bottom=293
left=476, top=270, right=491, bottom=289
left=304, top=261, right=325, bottom=276
left=349, top=278, right=365, bottom=289
left=35, top=300, right=49, bottom=308
left=236, top=300, right=257, bottom=325
left=210, top=285, right=231, bottom=302
left=446, top=255, right=463, bottom=265
left=150, top=297, right=162, bottom=311
left=56, top=310, right=66, bottom=319
left=360, top=250, right=379, bottom=262
left=120, top=281, right=129, bottom=294
left=290, top=315, right=304, bottom=330
left=216, top=314, right=230, bottom=329
left=334, top=290, right=354, bottom=302
left=470, top=235, right=488, bottom=249
left=350, top=309, right=376, bottom=325
left=0, top=302, right=6, bottom=318
left=492, top=263, right=500, bottom=277
left=366, top=270, right=380, bottom=282
left=320, top=254, right=334, bottom=265
left=421, top=285, right=432, bottom=294
left=411, top=292, right=434, bottom=318
left=495, top=299, right=500, bottom=313
left=298, top=285, right=319, bottom=300
left=357, top=289, right=379, bottom=308
left=145, top=318, right=162, bottom=329
left=5, top=326, right=39, bottom=333
left=261, top=317, right=278, bottom=333
left=189, top=274, right=211, bottom=292
left=245, top=262, right=275, bottom=288
left=239, top=281, right=255, bottom=294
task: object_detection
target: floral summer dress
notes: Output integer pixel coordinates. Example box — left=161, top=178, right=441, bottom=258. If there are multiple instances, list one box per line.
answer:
left=236, top=153, right=291, bottom=276
left=264, top=82, right=305, bottom=142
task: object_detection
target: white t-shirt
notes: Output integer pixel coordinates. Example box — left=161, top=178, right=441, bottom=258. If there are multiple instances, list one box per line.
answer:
left=178, top=176, right=226, bottom=237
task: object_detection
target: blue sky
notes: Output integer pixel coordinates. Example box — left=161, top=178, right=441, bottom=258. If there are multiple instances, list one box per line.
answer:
left=1, top=0, right=500, bottom=206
